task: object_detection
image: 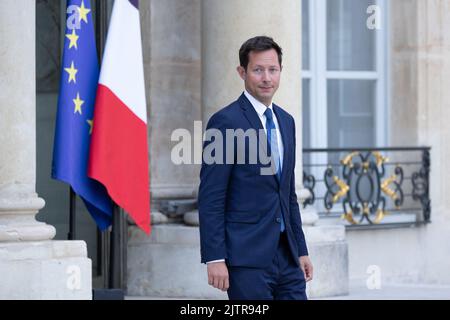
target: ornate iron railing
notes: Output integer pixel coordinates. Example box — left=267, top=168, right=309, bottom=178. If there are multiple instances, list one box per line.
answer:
left=302, top=147, right=431, bottom=227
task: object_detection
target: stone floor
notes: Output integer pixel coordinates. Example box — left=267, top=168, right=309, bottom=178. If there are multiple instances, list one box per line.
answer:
left=127, top=283, right=450, bottom=300
left=317, top=283, right=450, bottom=300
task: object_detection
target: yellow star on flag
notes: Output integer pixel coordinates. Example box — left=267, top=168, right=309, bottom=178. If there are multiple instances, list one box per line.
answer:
left=78, top=0, right=91, bottom=24
left=87, top=119, right=93, bottom=134
left=64, top=61, right=78, bottom=84
left=66, top=29, right=79, bottom=50
left=73, top=92, right=85, bottom=115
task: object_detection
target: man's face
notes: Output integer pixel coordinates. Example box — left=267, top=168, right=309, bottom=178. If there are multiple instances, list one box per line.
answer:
left=237, top=48, right=282, bottom=106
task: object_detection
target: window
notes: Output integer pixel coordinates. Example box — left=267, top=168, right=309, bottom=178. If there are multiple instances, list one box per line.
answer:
left=302, top=0, right=389, bottom=149
left=302, top=0, right=392, bottom=223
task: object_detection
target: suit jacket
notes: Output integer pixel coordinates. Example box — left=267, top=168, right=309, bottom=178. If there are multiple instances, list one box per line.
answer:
left=198, top=93, right=308, bottom=268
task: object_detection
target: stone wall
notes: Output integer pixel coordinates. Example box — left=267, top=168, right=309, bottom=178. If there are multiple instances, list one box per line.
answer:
left=347, top=0, right=450, bottom=285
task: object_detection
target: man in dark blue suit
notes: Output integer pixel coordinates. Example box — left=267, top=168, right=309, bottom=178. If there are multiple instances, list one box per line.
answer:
left=198, top=36, right=313, bottom=300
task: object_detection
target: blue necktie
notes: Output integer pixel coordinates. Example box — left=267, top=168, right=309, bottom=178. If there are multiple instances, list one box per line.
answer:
left=264, top=108, right=285, bottom=232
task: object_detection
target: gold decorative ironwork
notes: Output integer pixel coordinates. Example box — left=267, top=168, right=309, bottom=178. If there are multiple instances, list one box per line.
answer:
left=362, top=203, right=370, bottom=216
left=332, top=176, right=349, bottom=203
left=341, top=152, right=358, bottom=167
left=381, top=174, right=398, bottom=201
left=341, top=211, right=358, bottom=225
left=374, top=209, right=388, bottom=224
left=373, top=151, right=389, bottom=167
left=362, top=162, right=370, bottom=171
left=305, top=147, right=429, bottom=226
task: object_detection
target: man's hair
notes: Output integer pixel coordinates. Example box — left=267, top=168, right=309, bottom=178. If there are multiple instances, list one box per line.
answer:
left=239, top=36, right=283, bottom=70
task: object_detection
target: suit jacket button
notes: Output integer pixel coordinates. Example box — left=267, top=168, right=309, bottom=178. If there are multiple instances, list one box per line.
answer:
left=276, top=217, right=281, bottom=223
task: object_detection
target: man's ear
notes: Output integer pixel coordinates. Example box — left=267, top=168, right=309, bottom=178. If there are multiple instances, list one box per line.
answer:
left=237, top=66, right=246, bottom=80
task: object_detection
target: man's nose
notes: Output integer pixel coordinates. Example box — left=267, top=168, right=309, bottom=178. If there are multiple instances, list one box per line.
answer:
left=261, top=70, right=271, bottom=81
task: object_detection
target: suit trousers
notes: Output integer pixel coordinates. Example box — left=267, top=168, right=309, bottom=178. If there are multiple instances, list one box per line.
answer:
left=227, top=232, right=307, bottom=300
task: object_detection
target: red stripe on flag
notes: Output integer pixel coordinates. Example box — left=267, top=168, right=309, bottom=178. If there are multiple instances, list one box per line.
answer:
left=88, top=84, right=150, bottom=234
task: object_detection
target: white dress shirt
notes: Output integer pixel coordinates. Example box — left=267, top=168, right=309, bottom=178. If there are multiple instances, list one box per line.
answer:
left=206, top=91, right=284, bottom=265
left=243, top=90, right=284, bottom=170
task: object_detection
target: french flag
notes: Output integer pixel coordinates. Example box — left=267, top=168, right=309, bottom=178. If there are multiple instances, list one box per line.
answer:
left=88, top=0, right=150, bottom=234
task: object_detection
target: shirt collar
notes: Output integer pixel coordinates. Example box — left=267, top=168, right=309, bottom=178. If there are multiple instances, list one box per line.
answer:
left=244, top=90, right=273, bottom=118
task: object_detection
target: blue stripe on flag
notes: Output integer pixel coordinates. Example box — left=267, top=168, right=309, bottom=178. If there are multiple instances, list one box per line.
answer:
left=52, top=0, right=112, bottom=230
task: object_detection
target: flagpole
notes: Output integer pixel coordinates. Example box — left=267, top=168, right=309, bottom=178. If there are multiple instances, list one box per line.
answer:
left=109, top=203, right=123, bottom=289
left=91, top=0, right=123, bottom=299
left=97, top=1, right=123, bottom=289
left=68, top=187, right=77, bottom=240
left=97, top=0, right=111, bottom=291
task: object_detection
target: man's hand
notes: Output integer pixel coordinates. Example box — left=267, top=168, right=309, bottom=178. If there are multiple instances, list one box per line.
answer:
left=299, top=255, right=313, bottom=282
left=207, top=261, right=229, bottom=291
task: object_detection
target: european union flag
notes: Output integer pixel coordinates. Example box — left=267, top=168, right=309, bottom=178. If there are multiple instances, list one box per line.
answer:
left=52, top=0, right=112, bottom=230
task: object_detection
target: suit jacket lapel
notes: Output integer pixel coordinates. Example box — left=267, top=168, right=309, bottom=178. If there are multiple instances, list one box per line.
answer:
left=238, top=94, right=278, bottom=182
left=273, top=104, right=289, bottom=185
left=239, top=93, right=264, bottom=131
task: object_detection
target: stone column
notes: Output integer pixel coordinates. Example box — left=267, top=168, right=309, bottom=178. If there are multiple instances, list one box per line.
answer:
left=0, top=3, right=55, bottom=243
left=128, top=0, right=218, bottom=298
left=202, top=0, right=301, bottom=122
left=0, top=0, right=91, bottom=299
left=408, top=0, right=450, bottom=284
left=139, top=0, right=202, bottom=224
